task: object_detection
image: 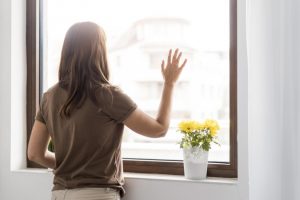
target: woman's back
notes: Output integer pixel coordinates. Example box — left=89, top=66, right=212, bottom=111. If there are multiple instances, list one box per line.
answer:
left=37, top=84, right=136, bottom=195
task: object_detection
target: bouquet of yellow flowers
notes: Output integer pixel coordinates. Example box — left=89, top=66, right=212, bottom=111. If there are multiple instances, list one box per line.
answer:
left=178, top=119, right=220, bottom=151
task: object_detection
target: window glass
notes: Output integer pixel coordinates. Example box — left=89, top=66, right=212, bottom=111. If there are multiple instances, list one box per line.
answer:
left=44, top=0, right=230, bottom=162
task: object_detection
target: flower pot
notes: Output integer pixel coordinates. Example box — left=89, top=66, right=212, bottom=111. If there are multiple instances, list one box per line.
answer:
left=183, top=147, right=208, bottom=180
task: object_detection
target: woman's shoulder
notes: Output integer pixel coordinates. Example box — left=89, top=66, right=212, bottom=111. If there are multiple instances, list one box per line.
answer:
left=42, top=83, right=65, bottom=100
left=94, top=84, right=135, bottom=106
left=94, top=84, right=137, bottom=121
left=95, top=84, right=119, bottom=100
left=46, top=83, right=60, bottom=92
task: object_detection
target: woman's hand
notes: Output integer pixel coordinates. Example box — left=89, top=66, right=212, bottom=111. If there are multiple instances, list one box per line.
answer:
left=124, top=48, right=187, bottom=138
left=161, top=49, right=187, bottom=86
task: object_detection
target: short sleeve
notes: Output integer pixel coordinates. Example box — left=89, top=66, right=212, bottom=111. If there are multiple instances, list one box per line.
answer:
left=35, top=94, right=46, bottom=124
left=99, top=87, right=137, bottom=123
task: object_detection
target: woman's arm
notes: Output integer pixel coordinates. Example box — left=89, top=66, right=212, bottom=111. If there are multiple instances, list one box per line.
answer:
left=124, top=49, right=187, bottom=138
left=28, top=120, right=56, bottom=169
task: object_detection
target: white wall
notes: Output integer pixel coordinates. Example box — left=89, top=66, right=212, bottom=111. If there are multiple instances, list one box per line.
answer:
left=280, top=0, right=300, bottom=199
left=247, top=0, right=284, bottom=199
left=0, top=0, right=249, bottom=200
left=10, top=0, right=27, bottom=171
left=0, top=0, right=12, bottom=196
left=247, top=0, right=300, bottom=200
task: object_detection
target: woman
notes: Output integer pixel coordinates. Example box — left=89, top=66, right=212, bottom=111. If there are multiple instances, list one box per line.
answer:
left=28, top=22, right=187, bottom=200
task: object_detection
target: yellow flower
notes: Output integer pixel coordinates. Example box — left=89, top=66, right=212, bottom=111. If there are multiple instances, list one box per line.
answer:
left=203, top=119, right=220, bottom=137
left=178, top=120, right=202, bottom=133
left=194, top=122, right=205, bottom=130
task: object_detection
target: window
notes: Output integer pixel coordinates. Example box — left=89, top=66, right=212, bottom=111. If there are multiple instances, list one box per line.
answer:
left=27, top=0, right=237, bottom=177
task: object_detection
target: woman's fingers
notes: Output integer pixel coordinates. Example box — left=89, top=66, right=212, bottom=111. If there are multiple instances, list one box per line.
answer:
left=165, top=48, right=187, bottom=70
left=179, top=58, right=188, bottom=69
left=161, top=49, right=187, bottom=84
left=177, top=52, right=182, bottom=64
left=161, top=60, right=165, bottom=74
left=172, top=49, right=179, bottom=63
left=167, top=49, right=172, bottom=65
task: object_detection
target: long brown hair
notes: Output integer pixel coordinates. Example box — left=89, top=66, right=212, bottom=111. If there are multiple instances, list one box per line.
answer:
left=59, top=22, right=111, bottom=117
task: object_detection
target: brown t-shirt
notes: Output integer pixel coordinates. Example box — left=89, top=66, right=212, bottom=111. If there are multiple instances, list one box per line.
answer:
left=35, top=84, right=137, bottom=197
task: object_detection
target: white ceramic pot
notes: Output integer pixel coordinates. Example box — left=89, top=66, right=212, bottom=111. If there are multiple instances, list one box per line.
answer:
left=183, top=147, right=208, bottom=180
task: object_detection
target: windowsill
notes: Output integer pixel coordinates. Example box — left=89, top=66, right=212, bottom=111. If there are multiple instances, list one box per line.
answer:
left=12, top=168, right=237, bottom=185
left=124, top=172, right=237, bottom=184
left=12, top=168, right=53, bottom=174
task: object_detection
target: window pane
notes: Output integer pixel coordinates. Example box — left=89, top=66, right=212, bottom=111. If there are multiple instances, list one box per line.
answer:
left=43, top=0, right=230, bottom=162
